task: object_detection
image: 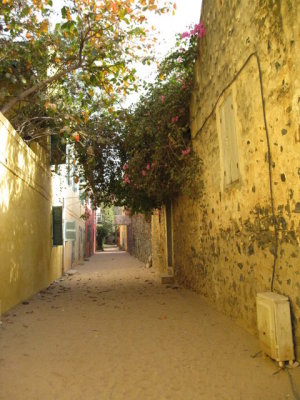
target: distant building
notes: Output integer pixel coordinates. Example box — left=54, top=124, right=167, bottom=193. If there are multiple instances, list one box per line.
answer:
left=52, top=145, right=85, bottom=271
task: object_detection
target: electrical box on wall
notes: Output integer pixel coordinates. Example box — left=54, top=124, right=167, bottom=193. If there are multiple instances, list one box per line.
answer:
left=256, top=292, right=295, bottom=366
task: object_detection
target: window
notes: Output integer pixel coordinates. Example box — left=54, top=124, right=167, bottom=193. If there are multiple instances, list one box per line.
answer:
left=219, top=93, right=239, bottom=188
left=65, top=221, right=76, bottom=241
left=52, top=206, right=63, bottom=246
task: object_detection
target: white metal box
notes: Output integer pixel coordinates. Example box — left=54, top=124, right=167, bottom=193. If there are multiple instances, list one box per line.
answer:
left=256, top=292, right=294, bottom=365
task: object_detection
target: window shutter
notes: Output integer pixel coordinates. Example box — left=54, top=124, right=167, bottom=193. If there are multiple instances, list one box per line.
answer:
left=52, top=206, right=63, bottom=246
left=65, top=221, right=76, bottom=241
left=220, top=93, right=239, bottom=187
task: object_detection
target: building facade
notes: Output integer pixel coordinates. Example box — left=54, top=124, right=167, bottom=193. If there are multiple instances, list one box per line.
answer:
left=52, top=145, right=86, bottom=271
left=152, top=0, right=300, bottom=358
left=0, top=113, right=62, bottom=314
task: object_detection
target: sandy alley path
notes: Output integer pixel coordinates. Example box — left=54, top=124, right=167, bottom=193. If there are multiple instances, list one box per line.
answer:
left=0, top=249, right=299, bottom=400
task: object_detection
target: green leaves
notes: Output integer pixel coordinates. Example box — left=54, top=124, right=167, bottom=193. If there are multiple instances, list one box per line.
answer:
left=1, top=0, right=172, bottom=119
left=61, top=6, right=67, bottom=19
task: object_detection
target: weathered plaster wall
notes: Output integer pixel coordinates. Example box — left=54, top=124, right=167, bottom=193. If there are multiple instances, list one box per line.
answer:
left=127, top=214, right=151, bottom=263
left=0, top=113, right=62, bottom=314
left=152, top=208, right=169, bottom=273
left=152, top=0, right=300, bottom=358
left=64, top=195, right=85, bottom=270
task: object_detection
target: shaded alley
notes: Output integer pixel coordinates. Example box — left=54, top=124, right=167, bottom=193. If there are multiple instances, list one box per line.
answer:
left=0, top=249, right=299, bottom=400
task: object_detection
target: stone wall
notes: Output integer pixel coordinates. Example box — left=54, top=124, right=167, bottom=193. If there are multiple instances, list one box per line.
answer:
left=152, top=0, right=300, bottom=358
left=152, top=208, right=168, bottom=273
left=127, top=214, right=152, bottom=263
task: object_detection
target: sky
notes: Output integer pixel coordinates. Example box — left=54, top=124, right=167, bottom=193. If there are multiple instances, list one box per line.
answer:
left=128, top=0, right=203, bottom=103
left=149, top=0, right=202, bottom=58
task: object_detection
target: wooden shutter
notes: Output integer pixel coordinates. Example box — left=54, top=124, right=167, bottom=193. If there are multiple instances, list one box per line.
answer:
left=219, top=93, right=239, bottom=186
left=52, top=206, right=63, bottom=246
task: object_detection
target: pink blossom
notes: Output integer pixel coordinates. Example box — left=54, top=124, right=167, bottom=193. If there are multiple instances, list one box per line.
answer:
left=181, top=84, right=186, bottom=90
left=124, top=174, right=130, bottom=184
left=146, top=164, right=150, bottom=170
left=160, top=95, right=165, bottom=103
left=141, top=170, right=146, bottom=176
left=122, top=163, right=128, bottom=171
left=171, top=117, right=176, bottom=124
left=177, top=57, right=183, bottom=63
left=175, top=115, right=179, bottom=122
left=181, top=31, right=190, bottom=39
left=191, top=22, right=206, bottom=38
left=181, top=147, right=191, bottom=156
left=181, top=22, right=206, bottom=40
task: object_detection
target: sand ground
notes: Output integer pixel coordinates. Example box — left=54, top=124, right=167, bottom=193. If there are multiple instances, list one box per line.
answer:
left=0, top=248, right=299, bottom=400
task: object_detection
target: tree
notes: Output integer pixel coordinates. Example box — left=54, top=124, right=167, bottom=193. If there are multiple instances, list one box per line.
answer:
left=0, top=0, right=171, bottom=140
left=96, top=226, right=108, bottom=251
left=77, top=23, right=206, bottom=213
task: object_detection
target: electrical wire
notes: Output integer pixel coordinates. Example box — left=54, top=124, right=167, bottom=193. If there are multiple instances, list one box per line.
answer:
left=286, top=369, right=300, bottom=400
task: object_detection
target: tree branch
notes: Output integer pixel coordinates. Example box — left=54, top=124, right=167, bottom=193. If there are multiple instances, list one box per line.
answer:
left=1, top=61, right=81, bottom=115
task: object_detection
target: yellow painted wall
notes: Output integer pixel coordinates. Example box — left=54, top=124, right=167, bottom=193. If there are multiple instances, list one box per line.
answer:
left=119, top=224, right=128, bottom=251
left=0, top=113, right=62, bottom=314
left=152, top=1, right=300, bottom=358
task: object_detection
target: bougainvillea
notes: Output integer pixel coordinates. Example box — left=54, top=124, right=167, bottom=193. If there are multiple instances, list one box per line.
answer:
left=77, top=22, right=205, bottom=213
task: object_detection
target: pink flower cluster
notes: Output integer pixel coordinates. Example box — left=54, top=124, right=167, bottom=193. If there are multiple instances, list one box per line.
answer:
left=181, top=147, right=191, bottom=156
left=141, top=164, right=151, bottom=176
left=124, top=174, right=130, bottom=184
left=171, top=116, right=179, bottom=124
left=160, top=95, right=165, bottom=103
left=123, top=164, right=130, bottom=184
left=181, top=21, right=206, bottom=39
